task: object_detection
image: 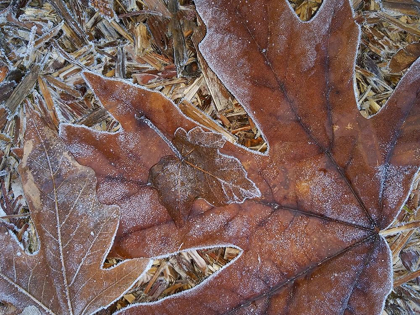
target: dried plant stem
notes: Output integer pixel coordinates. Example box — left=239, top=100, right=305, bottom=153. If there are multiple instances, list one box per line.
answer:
left=390, top=207, right=420, bottom=260
left=144, top=262, right=167, bottom=294
left=391, top=230, right=416, bottom=261
left=380, top=221, right=420, bottom=236
left=394, top=269, right=420, bottom=288
left=377, top=12, right=420, bottom=37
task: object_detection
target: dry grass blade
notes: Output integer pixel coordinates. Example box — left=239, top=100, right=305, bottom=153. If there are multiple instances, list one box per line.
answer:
left=382, top=0, right=420, bottom=16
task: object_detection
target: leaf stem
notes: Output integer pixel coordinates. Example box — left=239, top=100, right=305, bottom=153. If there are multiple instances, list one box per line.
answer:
left=135, top=114, right=183, bottom=160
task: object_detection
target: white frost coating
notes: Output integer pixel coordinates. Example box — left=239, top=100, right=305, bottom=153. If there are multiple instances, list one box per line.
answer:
left=51, top=98, right=69, bottom=124
left=370, top=41, right=420, bottom=119
left=382, top=168, right=420, bottom=231
left=289, top=4, right=334, bottom=72
left=296, top=159, right=367, bottom=223
left=183, top=127, right=226, bottom=149
left=114, top=245, right=243, bottom=314
left=376, top=164, right=413, bottom=210
left=378, top=235, right=393, bottom=312
left=331, top=221, right=366, bottom=243
left=60, top=121, right=120, bottom=138
left=0, top=115, right=153, bottom=314
left=23, top=26, right=37, bottom=67
left=371, top=57, right=420, bottom=118
left=195, top=0, right=359, bottom=157
left=187, top=211, right=233, bottom=239
left=199, top=31, right=252, bottom=104
left=6, top=229, right=26, bottom=253
left=117, top=192, right=170, bottom=230
left=117, top=131, right=141, bottom=150
left=20, top=305, right=42, bottom=315
left=62, top=139, right=95, bottom=158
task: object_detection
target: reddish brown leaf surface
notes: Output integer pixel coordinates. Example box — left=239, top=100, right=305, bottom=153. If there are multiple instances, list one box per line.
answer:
left=0, top=112, right=149, bottom=314
left=60, top=0, right=420, bottom=314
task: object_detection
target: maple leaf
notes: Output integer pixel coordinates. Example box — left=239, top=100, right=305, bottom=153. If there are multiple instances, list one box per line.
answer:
left=0, top=112, right=149, bottom=315
left=60, top=0, right=420, bottom=314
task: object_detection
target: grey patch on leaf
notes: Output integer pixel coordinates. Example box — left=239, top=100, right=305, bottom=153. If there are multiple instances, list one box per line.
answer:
left=20, top=305, right=42, bottom=315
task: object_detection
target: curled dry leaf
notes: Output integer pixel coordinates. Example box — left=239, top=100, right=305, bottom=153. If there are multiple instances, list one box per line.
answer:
left=61, top=0, right=420, bottom=314
left=0, top=112, right=149, bottom=314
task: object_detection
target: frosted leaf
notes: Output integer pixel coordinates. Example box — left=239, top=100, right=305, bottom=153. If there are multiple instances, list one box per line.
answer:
left=0, top=112, right=149, bottom=314
left=149, top=127, right=260, bottom=226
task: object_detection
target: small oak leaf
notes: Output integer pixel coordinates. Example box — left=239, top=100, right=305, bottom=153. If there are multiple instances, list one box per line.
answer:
left=149, top=127, right=260, bottom=226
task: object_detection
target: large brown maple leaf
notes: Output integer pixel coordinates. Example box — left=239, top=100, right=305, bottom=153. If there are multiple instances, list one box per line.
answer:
left=0, top=112, right=149, bottom=314
left=60, top=0, right=420, bottom=313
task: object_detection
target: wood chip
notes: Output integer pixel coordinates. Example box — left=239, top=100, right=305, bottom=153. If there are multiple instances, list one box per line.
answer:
left=4, top=65, right=40, bottom=116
